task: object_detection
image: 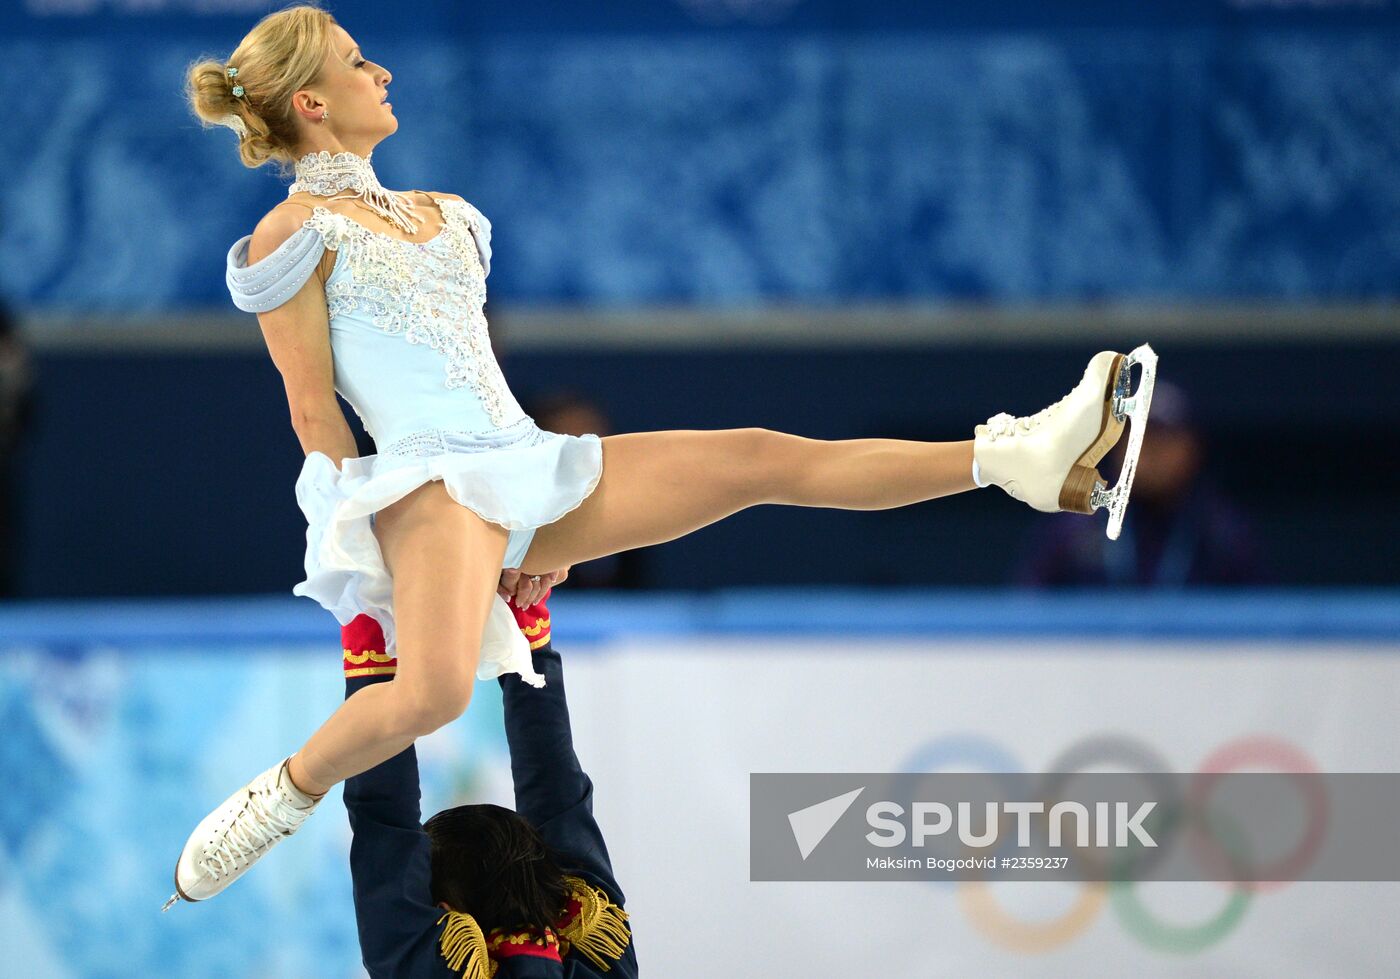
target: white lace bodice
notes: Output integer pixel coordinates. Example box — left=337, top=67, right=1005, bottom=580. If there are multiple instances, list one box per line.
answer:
left=226, top=190, right=532, bottom=446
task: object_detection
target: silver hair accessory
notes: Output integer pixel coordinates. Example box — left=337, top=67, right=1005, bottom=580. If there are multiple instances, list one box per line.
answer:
left=226, top=65, right=244, bottom=98
left=287, top=150, right=421, bottom=235
left=221, top=114, right=249, bottom=138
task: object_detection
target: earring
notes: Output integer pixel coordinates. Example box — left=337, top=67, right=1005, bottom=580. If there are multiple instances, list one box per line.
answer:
left=321, top=108, right=329, bottom=122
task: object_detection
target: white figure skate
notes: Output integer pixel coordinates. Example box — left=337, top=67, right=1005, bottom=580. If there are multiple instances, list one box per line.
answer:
left=161, top=759, right=320, bottom=911
left=974, top=344, right=1157, bottom=540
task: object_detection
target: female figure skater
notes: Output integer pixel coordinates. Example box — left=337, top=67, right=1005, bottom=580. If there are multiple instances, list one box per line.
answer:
left=171, top=3, right=1153, bottom=909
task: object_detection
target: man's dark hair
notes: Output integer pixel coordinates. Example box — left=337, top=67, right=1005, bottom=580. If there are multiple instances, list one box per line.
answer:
left=424, top=803, right=572, bottom=932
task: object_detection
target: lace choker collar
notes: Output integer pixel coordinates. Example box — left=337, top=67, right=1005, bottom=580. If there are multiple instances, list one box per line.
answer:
left=288, top=150, right=421, bottom=235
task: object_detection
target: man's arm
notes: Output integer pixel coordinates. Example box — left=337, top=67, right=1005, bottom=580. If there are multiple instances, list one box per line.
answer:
left=500, top=626, right=638, bottom=978
left=499, top=626, right=626, bottom=908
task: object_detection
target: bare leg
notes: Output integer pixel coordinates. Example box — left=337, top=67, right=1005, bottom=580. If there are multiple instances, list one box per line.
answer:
left=520, top=428, right=975, bottom=573
left=288, top=428, right=969, bottom=793
left=286, top=481, right=508, bottom=796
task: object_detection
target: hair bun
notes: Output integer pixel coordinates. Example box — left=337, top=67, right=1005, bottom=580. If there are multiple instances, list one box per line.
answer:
left=183, top=3, right=337, bottom=171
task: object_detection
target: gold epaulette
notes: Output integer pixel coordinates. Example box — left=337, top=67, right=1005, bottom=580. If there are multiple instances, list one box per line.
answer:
left=557, top=876, right=632, bottom=972
left=437, top=910, right=498, bottom=979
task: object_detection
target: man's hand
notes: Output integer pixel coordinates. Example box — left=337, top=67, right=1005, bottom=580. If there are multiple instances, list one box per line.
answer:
left=498, top=566, right=570, bottom=609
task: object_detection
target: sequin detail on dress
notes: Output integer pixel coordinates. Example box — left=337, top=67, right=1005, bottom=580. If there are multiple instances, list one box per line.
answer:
left=378, top=418, right=545, bottom=460
left=302, top=199, right=524, bottom=429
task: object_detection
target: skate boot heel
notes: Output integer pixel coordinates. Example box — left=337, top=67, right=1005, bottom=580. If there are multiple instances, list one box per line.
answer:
left=1058, top=464, right=1104, bottom=514
left=972, top=343, right=1158, bottom=529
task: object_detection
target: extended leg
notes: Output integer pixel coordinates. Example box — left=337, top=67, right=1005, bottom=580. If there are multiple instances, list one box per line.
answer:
left=520, top=428, right=976, bottom=573
left=522, top=345, right=1155, bottom=571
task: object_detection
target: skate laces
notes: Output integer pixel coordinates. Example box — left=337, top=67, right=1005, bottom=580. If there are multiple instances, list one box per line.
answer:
left=984, top=378, right=1084, bottom=440
left=203, top=779, right=311, bottom=880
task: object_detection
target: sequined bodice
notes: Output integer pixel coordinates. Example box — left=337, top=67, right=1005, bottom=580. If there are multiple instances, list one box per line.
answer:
left=302, top=198, right=527, bottom=449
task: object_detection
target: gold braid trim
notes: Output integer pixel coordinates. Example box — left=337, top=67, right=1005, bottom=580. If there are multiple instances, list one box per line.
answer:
left=436, top=910, right=498, bottom=979
left=558, top=876, right=632, bottom=972
left=343, top=647, right=394, bottom=665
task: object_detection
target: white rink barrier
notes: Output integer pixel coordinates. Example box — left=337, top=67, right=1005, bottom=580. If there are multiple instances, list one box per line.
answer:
left=0, top=590, right=1395, bottom=978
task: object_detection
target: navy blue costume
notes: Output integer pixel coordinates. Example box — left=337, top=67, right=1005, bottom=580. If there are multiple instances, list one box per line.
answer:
left=341, top=611, right=637, bottom=979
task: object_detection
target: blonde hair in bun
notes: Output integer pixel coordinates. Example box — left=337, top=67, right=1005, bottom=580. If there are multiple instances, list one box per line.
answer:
left=185, top=3, right=338, bottom=171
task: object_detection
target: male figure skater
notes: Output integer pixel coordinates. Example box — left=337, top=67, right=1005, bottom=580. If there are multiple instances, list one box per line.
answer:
left=340, top=580, right=637, bottom=978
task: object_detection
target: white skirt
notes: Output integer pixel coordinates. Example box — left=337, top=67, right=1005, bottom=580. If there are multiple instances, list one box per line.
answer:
left=290, top=424, right=604, bottom=687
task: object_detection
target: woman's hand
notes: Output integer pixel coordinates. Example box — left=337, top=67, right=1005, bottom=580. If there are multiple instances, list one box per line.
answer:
left=498, top=566, right=570, bottom=609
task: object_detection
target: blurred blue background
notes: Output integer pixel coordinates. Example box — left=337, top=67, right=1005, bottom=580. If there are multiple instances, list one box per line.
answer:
left=7, top=1, right=1400, bottom=307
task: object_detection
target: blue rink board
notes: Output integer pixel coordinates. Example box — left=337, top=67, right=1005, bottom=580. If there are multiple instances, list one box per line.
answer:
left=0, top=589, right=1397, bottom=646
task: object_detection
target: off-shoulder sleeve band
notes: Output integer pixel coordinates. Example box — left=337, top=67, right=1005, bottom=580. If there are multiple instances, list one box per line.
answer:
left=439, top=198, right=492, bottom=279
left=468, top=206, right=492, bottom=279
left=225, top=225, right=327, bottom=313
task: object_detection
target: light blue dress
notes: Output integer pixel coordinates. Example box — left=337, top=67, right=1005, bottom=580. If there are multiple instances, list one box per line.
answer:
left=225, top=196, right=601, bottom=675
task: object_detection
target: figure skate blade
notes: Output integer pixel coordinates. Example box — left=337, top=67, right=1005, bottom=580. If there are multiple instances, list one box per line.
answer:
left=1089, top=343, right=1157, bottom=540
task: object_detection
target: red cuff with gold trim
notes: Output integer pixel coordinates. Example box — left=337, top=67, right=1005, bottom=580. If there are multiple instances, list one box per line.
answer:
left=342, top=614, right=397, bottom=678
left=342, top=592, right=553, bottom=678
left=510, top=589, right=552, bottom=650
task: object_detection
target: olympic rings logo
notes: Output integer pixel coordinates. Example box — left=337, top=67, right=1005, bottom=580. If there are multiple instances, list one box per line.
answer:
left=898, top=732, right=1326, bottom=954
